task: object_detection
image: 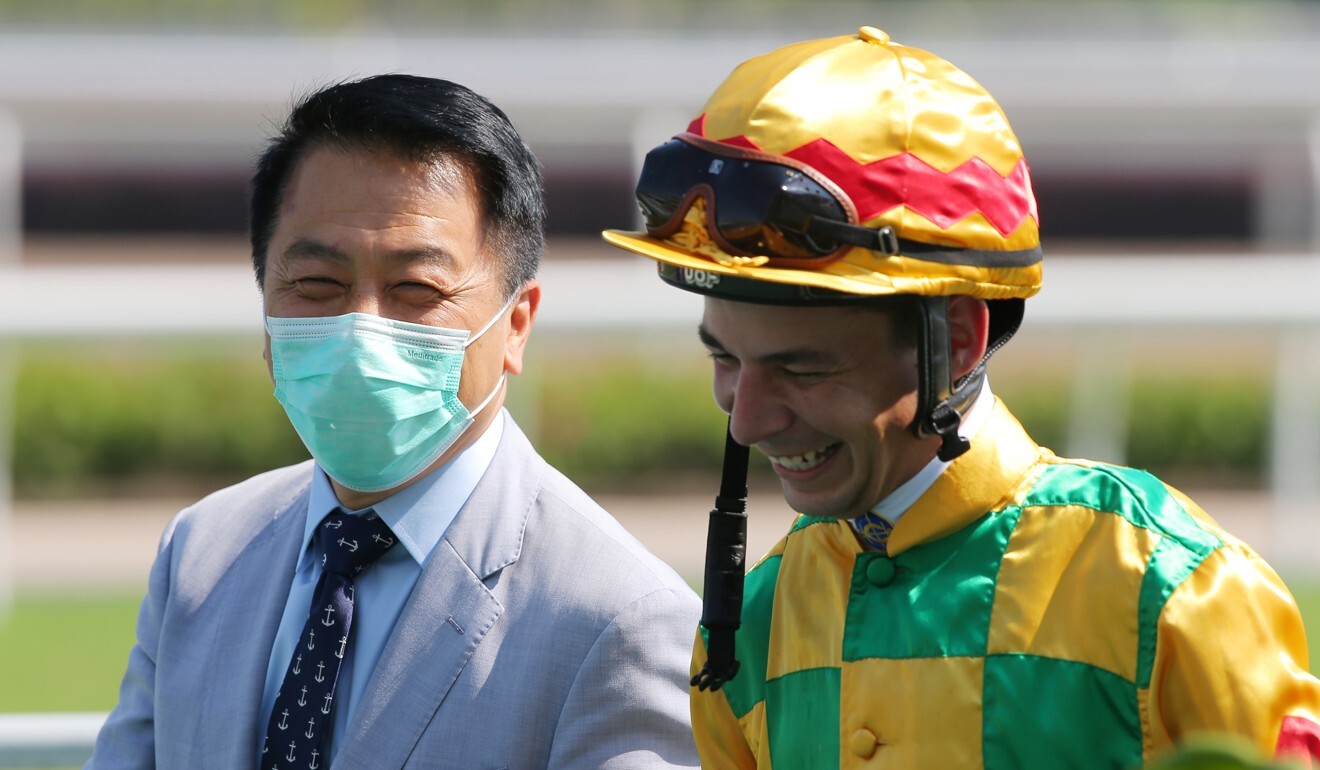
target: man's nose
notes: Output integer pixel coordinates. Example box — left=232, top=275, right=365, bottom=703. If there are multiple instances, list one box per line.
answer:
left=725, top=368, right=792, bottom=448
left=343, top=288, right=383, bottom=317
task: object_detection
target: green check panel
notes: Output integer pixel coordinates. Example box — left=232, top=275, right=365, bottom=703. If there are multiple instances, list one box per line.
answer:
left=982, top=653, right=1142, bottom=769
left=1025, top=463, right=1220, bottom=555
left=1136, top=526, right=1215, bottom=689
left=766, top=667, right=842, bottom=770
left=843, top=507, right=1022, bottom=661
left=710, top=553, right=783, bottom=720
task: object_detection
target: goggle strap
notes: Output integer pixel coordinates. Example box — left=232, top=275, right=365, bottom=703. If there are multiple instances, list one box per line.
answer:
left=806, top=217, right=1042, bottom=270
left=807, top=219, right=900, bottom=255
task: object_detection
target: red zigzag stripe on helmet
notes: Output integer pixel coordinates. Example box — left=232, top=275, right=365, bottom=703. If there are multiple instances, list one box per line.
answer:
left=690, top=117, right=1039, bottom=236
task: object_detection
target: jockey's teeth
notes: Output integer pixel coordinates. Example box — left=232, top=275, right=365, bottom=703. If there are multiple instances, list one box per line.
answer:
left=773, top=446, right=834, bottom=471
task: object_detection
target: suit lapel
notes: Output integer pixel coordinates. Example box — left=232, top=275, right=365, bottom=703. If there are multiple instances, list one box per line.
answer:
left=330, top=540, right=504, bottom=769
left=333, top=414, right=544, bottom=769
left=188, top=483, right=310, bottom=769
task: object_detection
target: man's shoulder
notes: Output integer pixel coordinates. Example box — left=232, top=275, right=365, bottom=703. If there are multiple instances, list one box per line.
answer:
left=528, top=464, right=696, bottom=599
left=462, top=417, right=692, bottom=596
left=1017, top=457, right=1223, bottom=555
left=986, top=400, right=1222, bottom=552
left=166, top=459, right=314, bottom=540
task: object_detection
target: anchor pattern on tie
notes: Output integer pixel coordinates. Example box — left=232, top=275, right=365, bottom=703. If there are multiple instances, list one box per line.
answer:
left=261, top=509, right=396, bottom=770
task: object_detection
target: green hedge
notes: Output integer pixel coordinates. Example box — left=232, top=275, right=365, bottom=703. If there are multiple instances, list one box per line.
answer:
left=5, top=344, right=1273, bottom=499
left=11, top=347, right=309, bottom=498
left=532, top=356, right=732, bottom=487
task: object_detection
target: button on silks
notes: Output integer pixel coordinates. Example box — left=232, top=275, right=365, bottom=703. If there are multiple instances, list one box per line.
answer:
left=866, top=556, right=897, bottom=587
left=850, top=728, right=880, bottom=758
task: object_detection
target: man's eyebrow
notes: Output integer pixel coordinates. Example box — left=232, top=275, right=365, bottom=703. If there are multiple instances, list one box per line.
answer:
left=696, top=324, right=832, bottom=367
left=697, top=324, right=724, bottom=350
left=281, top=239, right=457, bottom=267
left=283, top=238, right=349, bottom=264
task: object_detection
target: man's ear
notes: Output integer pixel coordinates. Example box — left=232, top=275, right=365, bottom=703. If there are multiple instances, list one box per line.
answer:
left=503, top=280, right=541, bottom=376
left=947, top=295, right=989, bottom=380
left=262, top=334, right=274, bottom=383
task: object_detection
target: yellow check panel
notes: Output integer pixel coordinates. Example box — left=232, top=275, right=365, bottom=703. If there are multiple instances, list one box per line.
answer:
left=987, top=504, right=1160, bottom=681
left=766, top=526, right=856, bottom=680
left=737, top=701, right=770, bottom=769
left=839, top=657, right=984, bottom=768
left=1147, top=543, right=1320, bottom=756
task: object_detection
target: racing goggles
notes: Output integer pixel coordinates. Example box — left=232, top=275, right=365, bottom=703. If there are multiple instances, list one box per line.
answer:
left=636, top=133, right=899, bottom=266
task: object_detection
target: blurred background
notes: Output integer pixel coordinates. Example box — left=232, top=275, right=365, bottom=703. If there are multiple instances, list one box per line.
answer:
left=1, top=0, right=1319, bottom=760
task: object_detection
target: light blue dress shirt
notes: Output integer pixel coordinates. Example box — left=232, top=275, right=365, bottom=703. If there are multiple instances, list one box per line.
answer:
left=258, top=412, right=505, bottom=763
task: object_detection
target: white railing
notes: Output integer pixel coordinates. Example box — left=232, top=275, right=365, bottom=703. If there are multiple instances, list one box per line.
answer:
left=0, top=713, right=103, bottom=768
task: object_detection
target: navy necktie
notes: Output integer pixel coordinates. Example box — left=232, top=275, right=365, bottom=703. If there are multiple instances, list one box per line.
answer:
left=852, top=509, right=896, bottom=552
left=261, top=509, right=397, bottom=770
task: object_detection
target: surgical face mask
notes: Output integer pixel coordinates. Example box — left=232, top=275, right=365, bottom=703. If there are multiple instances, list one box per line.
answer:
left=266, top=297, right=513, bottom=493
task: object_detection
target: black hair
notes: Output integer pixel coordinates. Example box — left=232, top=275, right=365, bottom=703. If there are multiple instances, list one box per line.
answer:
left=249, top=74, right=545, bottom=298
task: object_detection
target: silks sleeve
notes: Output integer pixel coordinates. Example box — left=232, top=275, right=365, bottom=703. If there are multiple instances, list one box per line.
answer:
left=691, top=630, right=759, bottom=769
left=1146, top=541, right=1320, bottom=766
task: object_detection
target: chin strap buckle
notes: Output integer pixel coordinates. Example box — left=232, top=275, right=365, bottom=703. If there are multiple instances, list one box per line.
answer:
left=927, top=402, right=971, bottom=461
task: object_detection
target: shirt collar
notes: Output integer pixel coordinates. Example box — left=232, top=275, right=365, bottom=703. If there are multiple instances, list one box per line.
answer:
left=864, top=381, right=995, bottom=526
left=301, top=410, right=506, bottom=567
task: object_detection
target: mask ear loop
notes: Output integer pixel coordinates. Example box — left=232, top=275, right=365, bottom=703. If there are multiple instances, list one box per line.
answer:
left=462, top=292, right=520, bottom=417
left=463, top=291, right=520, bottom=349
left=467, top=372, right=508, bottom=419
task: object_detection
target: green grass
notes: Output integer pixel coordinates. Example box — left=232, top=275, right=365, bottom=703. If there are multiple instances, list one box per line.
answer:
left=0, top=593, right=140, bottom=713
left=2, top=580, right=1320, bottom=714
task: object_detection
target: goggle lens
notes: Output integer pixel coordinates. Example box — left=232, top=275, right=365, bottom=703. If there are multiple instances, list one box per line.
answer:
left=636, top=137, right=855, bottom=262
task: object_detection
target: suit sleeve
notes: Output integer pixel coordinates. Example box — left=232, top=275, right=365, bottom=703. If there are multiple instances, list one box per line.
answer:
left=547, top=586, right=702, bottom=769
left=1147, top=542, right=1320, bottom=766
left=84, top=522, right=177, bottom=770
left=690, top=631, right=758, bottom=769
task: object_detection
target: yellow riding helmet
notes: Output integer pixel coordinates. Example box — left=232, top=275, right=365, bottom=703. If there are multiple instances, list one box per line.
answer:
left=603, top=25, right=1042, bottom=303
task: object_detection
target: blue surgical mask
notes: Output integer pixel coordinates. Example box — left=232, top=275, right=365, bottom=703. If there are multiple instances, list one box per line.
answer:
left=266, top=297, right=513, bottom=493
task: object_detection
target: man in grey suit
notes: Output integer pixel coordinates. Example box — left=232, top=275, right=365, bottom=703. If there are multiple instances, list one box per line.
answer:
left=87, top=75, right=701, bottom=769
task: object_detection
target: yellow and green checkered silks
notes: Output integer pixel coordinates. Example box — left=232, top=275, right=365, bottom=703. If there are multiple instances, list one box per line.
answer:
left=691, top=400, right=1320, bottom=769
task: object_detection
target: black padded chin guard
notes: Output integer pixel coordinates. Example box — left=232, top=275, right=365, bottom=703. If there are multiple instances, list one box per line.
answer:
left=691, top=425, right=750, bottom=692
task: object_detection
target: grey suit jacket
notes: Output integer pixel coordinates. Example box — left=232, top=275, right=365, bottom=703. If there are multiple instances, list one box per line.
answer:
left=88, top=413, right=702, bottom=769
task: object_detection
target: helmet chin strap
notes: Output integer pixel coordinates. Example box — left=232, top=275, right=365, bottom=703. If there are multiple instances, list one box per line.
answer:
left=911, top=297, right=1024, bottom=461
